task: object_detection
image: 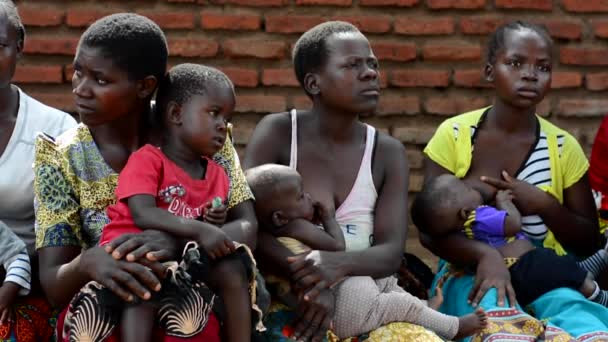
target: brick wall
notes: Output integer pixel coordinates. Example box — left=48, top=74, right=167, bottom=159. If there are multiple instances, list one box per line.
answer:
left=15, top=0, right=608, bottom=196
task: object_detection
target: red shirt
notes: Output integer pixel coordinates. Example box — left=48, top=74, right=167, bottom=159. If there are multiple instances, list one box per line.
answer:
left=590, top=116, right=608, bottom=212
left=100, top=144, right=229, bottom=246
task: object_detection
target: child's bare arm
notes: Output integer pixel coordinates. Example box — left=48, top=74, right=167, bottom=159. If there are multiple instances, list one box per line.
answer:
left=276, top=218, right=345, bottom=252
left=127, top=195, right=235, bottom=259
left=315, top=201, right=346, bottom=251
left=495, top=190, right=522, bottom=237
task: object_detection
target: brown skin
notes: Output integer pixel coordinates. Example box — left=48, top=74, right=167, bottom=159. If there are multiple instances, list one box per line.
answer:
left=124, top=87, right=251, bottom=342
left=244, top=31, right=409, bottom=341
left=38, top=44, right=258, bottom=318
left=421, top=28, right=600, bottom=308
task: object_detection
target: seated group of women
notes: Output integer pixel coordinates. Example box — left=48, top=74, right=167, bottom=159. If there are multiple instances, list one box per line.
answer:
left=1, top=0, right=607, bottom=341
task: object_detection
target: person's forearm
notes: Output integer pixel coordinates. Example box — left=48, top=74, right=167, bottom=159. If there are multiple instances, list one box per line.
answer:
left=539, top=199, right=599, bottom=255
left=336, top=243, right=403, bottom=279
left=497, top=201, right=522, bottom=236
left=322, top=218, right=345, bottom=251
left=223, top=218, right=257, bottom=249
left=420, top=232, right=500, bottom=266
left=132, top=207, right=215, bottom=241
left=256, top=231, right=295, bottom=275
left=40, top=254, right=90, bottom=308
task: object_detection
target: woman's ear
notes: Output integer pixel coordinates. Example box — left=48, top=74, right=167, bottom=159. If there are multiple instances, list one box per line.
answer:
left=484, top=63, right=494, bottom=82
left=137, top=75, right=158, bottom=99
left=167, top=101, right=182, bottom=125
left=271, top=210, right=289, bottom=228
left=304, top=73, right=320, bottom=96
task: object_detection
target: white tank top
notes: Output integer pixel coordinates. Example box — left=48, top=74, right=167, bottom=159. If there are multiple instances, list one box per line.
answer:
left=288, top=109, right=378, bottom=251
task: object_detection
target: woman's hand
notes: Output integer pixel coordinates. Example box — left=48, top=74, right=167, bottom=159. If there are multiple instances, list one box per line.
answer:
left=468, top=250, right=517, bottom=308
left=104, top=229, right=180, bottom=262
left=79, top=246, right=163, bottom=303
left=292, top=289, right=335, bottom=342
left=287, top=250, right=346, bottom=301
left=481, top=170, right=555, bottom=216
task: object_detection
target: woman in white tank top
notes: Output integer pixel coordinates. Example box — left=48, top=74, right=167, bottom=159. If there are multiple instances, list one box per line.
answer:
left=245, top=22, right=440, bottom=341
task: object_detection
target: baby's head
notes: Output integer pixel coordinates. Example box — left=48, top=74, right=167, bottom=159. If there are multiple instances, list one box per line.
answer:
left=411, top=174, right=483, bottom=236
left=155, top=63, right=235, bottom=157
left=246, top=164, right=315, bottom=230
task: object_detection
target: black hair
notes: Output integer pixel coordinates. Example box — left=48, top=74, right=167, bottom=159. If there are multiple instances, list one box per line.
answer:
left=79, top=13, right=168, bottom=82
left=410, top=175, right=460, bottom=235
left=155, top=63, right=234, bottom=125
left=0, top=0, right=24, bottom=45
left=245, top=164, right=299, bottom=229
left=292, top=21, right=360, bottom=96
left=486, top=20, right=553, bottom=65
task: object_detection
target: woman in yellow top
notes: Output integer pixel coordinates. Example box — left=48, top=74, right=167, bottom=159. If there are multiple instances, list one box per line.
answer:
left=421, top=21, right=608, bottom=340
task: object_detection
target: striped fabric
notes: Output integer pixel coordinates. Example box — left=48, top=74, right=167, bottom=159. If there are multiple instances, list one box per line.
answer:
left=3, top=249, right=30, bottom=295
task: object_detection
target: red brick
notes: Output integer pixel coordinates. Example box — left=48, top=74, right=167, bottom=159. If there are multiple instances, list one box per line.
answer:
left=407, top=149, right=424, bottom=169
left=551, top=71, right=582, bottom=89
left=454, top=69, right=492, bottom=88
left=562, top=0, right=608, bottom=13
left=360, top=0, right=419, bottom=5
left=29, top=92, right=75, bottom=112
left=209, top=0, right=288, bottom=6
left=332, top=16, right=392, bottom=33
left=219, top=67, right=258, bottom=88
left=426, top=0, right=486, bottom=9
left=592, top=20, right=608, bottom=38
left=395, top=17, right=454, bottom=35
left=296, top=0, right=352, bottom=5
left=20, top=5, right=64, bottom=27
left=560, top=47, right=608, bottom=66
left=424, top=97, right=489, bottom=115
left=292, top=96, right=312, bottom=109
left=223, top=40, right=286, bottom=59
left=235, top=95, right=287, bottom=113
left=460, top=16, right=505, bottom=35
left=376, top=95, right=419, bottom=116
left=168, top=0, right=196, bottom=2
left=262, top=69, right=299, bottom=87
left=13, top=65, right=63, bottom=84
left=168, top=38, right=219, bottom=57
left=66, top=8, right=114, bottom=27
left=265, top=15, right=324, bottom=33
left=557, top=99, right=608, bottom=117
left=379, top=71, right=389, bottom=88
left=24, top=37, right=78, bottom=55
left=538, top=20, right=583, bottom=40
left=64, top=64, right=75, bottom=82
left=422, top=43, right=482, bottom=62
left=391, top=70, right=450, bottom=88
left=586, top=72, right=608, bottom=91
left=136, top=11, right=195, bottom=29
left=495, top=0, right=551, bottom=10
left=392, top=126, right=436, bottom=144
left=372, top=42, right=416, bottom=62
left=201, top=12, right=261, bottom=31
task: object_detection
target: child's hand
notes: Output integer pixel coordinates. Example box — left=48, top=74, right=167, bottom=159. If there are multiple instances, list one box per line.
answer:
left=495, top=189, right=514, bottom=205
left=198, top=227, right=235, bottom=260
left=203, top=200, right=228, bottom=227
left=0, top=283, right=20, bottom=324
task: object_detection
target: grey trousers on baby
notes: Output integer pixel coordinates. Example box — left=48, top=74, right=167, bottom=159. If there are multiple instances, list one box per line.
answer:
left=333, top=275, right=459, bottom=340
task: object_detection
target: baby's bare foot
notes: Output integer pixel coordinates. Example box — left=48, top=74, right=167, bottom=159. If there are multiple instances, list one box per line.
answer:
left=454, top=308, right=488, bottom=340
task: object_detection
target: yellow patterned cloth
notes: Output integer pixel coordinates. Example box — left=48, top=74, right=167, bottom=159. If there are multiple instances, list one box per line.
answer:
left=34, top=123, right=254, bottom=250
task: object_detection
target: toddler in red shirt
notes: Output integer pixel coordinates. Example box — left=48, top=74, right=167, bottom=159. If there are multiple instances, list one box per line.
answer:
left=73, top=64, right=258, bottom=342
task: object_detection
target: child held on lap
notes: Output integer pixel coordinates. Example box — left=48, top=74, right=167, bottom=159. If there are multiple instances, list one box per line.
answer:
left=94, top=64, right=258, bottom=342
left=246, top=164, right=488, bottom=340
left=412, top=174, right=608, bottom=308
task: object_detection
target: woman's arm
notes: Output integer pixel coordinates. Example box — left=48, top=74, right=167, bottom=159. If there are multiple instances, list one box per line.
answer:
left=421, top=158, right=517, bottom=307
left=483, top=171, right=600, bottom=256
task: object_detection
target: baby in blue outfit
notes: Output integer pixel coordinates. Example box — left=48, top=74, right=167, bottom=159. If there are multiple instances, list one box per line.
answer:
left=412, top=174, right=608, bottom=308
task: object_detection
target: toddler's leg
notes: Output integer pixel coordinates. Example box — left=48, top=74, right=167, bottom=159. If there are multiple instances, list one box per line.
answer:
left=121, top=303, right=156, bottom=342
left=207, top=254, right=251, bottom=342
left=577, top=244, right=608, bottom=279
left=580, top=273, right=608, bottom=307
